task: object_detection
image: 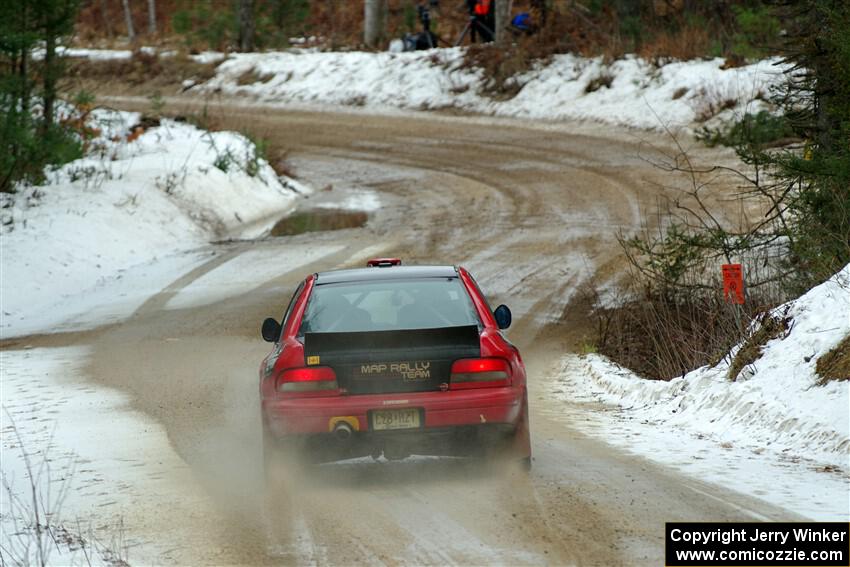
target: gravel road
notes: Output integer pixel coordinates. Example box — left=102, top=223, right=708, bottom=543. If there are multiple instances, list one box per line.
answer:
left=15, top=102, right=799, bottom=565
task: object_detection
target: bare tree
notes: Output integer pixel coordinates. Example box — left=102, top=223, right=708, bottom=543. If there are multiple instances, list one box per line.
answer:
left=238, top=0, right=255, bottom=51
left=363, top=0, right=386, bottom=48
left=121, top=0, right=135, bottom=41
left=100, top=0, right=113, bottom=38
left=147, top=0, right=156, bottom=35
left=494, top=0, right=512, bottom=44
left=529, top=0, right=547, bottom=30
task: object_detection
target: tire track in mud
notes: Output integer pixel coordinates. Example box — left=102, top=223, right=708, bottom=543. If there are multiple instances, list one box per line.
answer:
left=264, top=458, right=599, bottom=566
left=296, top=140, right=626, bottom=325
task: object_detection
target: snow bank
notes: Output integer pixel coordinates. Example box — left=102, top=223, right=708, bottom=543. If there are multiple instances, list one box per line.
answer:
left=206, top=48, right=481, bottom=111
left=59, top=47, right=133, bottom=60
left=0, top=110, right=305, bottom=338
left=555, top=264, right=850, bottom=512
left=499, top=55, right=779, bottom=129
left=42, top=46, right=196, bottom=61
left=202, top=49, right=784, bottom=130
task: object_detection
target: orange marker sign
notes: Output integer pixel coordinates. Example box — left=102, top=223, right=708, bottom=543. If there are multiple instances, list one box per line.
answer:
left=722, top=264, right=745, bottom=304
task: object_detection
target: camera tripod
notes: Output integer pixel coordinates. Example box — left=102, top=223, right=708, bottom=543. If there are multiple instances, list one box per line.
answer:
left=417, top=3, right=438, bottom=48
left=454, top=1, right=495, bottom=46
left=454, top=16, right=494, bottom=45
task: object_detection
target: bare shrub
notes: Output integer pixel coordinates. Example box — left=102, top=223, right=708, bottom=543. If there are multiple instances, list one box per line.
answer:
left=65, top=51, right=218, bottom=88
left=592, top=268, right=786, bottom=380
left=584, top=71, right=614, bottom=93
left=638, top=25, right=711, bottom=62
left=235, top=67, right=275, bottom=86
left=183, top=96, right=226, bottom=132
left=690, top=82, right=740, bottom=122
left=345, top=94, right=368, bottom=107
left=459, top=43, right=536, bottom=100
left=671, top=87, right=688, bottom=100
left=726, top=309, right=790, bottom=381
left=236, top=68, right=256, bottom=86
left=816, top=336, right=850, bottom=384
left=265, top=147, right=297, bottom=179
left=1, top=411, right=127, bottom=566
left=592, top=123, right=795, bottom=379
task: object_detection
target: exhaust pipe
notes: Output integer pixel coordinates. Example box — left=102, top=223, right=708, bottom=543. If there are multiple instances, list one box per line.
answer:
left=334, top=422, right=353, bottom=441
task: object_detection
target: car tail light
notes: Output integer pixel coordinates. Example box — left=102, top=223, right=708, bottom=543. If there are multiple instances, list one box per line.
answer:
left=276, top=366, right=338, bottom=393
left=450, top=358, right=511, bottom=389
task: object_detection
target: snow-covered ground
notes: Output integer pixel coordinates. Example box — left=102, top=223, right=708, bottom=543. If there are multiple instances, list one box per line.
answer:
left=551, top=265, right=850, bottom=519
left=0, top=346, right=233, bottom=565
left=36, top=46, right=222, bottom=64
left=0, top=109, right=307, bottom=338
left=60, top=46, right=782, bottom=131
left=200, top=49, right=782, bottom=131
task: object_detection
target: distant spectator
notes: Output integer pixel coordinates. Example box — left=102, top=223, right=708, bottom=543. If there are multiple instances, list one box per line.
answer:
left=511, top=12, right=533, bottom=35
left=466, top=0, right=494, bottom=43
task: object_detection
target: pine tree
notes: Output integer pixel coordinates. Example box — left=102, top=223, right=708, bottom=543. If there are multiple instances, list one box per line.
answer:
left=771, top=0, right=850, bottom=285
left=239, top=0, right=255, bottom=51
left=0, top=0, right=80, bottom=192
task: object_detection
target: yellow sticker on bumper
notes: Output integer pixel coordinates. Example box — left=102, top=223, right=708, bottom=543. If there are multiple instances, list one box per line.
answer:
left=328, top=416, right=360, bottom=432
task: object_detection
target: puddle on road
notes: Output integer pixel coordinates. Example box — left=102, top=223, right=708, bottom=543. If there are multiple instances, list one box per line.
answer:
left=270, top=209, right=368, bottom=237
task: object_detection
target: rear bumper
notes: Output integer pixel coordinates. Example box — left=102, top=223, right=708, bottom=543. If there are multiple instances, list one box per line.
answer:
left=262, top=386, right=523, bottom=437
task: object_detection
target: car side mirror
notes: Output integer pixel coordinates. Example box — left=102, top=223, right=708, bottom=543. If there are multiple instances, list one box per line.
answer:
left=261, top=317, right=282, bottom=342
left=494, top=304, right=512, bottom=330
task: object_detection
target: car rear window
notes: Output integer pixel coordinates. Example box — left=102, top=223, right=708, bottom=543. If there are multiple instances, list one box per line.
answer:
left=300, top=278, right=480, bottom=334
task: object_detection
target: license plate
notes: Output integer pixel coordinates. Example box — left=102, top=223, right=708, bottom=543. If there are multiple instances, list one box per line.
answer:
left=371, top=408, right=420, bottom=431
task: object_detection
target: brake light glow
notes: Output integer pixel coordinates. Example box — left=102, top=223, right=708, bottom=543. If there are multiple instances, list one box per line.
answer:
left=277, top=366, right=338, bottom=393
left=450, top=358, right=511, bottom=389
left=366, top=258, right=402, bottom=267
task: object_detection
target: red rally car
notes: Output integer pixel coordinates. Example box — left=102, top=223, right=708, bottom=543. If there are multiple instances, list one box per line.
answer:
left=259, top=258, right=531, bottom=468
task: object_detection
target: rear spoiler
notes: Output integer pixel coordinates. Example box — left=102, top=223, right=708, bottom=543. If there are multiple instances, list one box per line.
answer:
left=304, top=325, right=480, bottom=364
